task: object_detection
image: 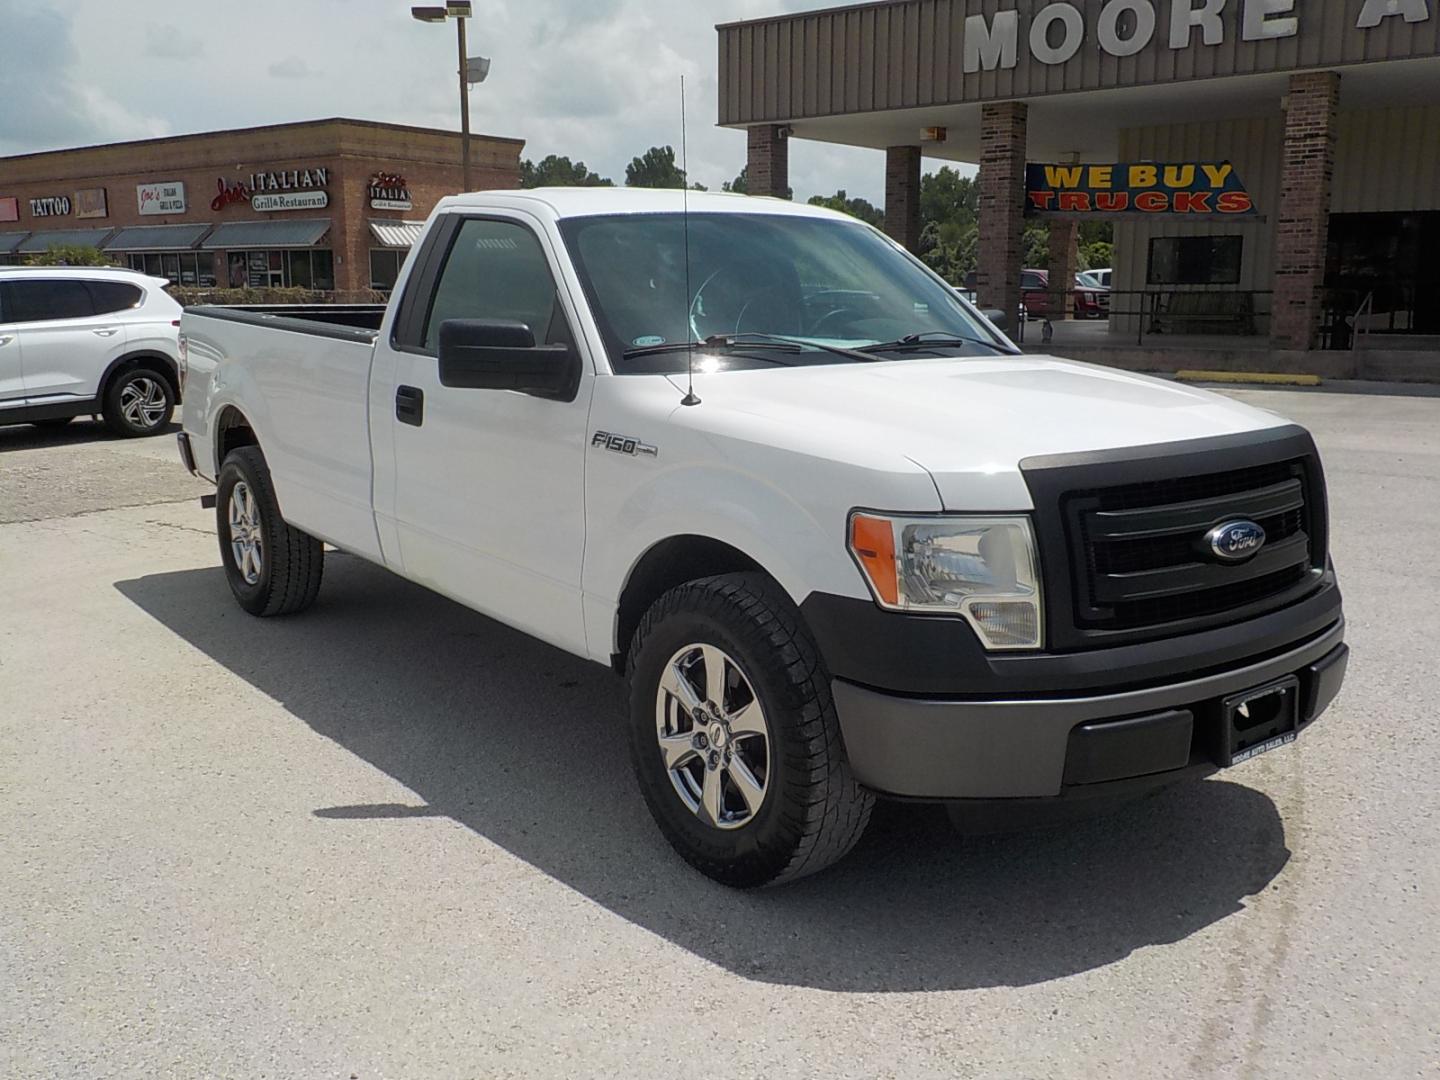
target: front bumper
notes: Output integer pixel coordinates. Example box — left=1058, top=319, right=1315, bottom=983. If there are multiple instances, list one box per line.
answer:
left=832, top=619, right=1347, bottom=800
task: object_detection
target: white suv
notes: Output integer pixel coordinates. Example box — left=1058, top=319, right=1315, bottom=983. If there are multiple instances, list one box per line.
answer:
left=0, top=267, right=183, bottom=437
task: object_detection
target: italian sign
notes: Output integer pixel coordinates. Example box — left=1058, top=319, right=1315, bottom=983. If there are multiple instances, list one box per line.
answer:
left=252, top=191, right=330, bottom=213
left=138, top=182, right=187, bottom=216
left=369, top=171, right=413, bottom=212
left=1025, top=162, right=1256, bottom=216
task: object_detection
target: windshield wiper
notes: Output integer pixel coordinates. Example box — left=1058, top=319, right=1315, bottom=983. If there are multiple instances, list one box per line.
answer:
left=714, top=332, right=882, bottom=363
left=860, top=331, right=1014, bottom=355
left=621, top=337, right=803, bottom=360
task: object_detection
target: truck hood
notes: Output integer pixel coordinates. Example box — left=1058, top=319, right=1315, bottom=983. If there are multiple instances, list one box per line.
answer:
left=667, top=354, right=1290, bottom=510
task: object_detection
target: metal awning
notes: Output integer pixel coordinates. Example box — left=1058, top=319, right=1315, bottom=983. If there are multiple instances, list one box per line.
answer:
left=0, top=232, right=28, bottom=255
left=103, top=224, right=212, bottom=252
left=202, top=218, right=332, bottom=250
left=369, top=220, right=427, bottom=249
left=17, top=228, right=116, bottom=254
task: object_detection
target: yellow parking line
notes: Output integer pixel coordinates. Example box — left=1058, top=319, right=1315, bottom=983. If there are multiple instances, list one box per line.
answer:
left=1175, top=370, right=1323, bottom=387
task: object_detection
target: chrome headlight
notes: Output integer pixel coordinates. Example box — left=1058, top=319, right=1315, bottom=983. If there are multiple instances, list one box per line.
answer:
left=849, top=513, right=1044, bottom=650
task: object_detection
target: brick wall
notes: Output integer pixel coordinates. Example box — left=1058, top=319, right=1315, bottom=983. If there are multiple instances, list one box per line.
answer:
left=884, top=145, right=922, bottom=253
left=0, top=120, right=524, bottom=293
left=1272, top=72, right=1340, bottom=351
left=977, top=102, right=1028, bottom=329
left=746, top=125, right=790, bottom=199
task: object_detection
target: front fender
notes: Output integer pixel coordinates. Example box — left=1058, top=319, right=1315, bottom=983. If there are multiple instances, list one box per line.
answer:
left=582, top=452, right=940, bottom=662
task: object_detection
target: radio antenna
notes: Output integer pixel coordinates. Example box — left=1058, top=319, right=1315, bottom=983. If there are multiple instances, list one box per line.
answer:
left=679, top=74, right=700, bottom=407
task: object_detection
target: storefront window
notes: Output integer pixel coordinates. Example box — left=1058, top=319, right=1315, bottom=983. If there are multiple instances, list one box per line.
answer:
left=1147, top=236, right=1243, bottom=286
left=370, top=249, right=404, bottom=291
left=221, top=250, right=333, bottom=290
left=127, top=251, right=216, bottom=287
left=290, top=250, right=315, bottom=289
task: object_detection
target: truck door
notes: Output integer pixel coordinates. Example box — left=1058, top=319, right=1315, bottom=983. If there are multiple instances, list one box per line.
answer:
left=375, top=212, right=594, bottom=656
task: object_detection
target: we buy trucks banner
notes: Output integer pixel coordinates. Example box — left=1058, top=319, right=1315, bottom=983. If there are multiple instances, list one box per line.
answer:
left=1025, top=162, right=1256, bottom=217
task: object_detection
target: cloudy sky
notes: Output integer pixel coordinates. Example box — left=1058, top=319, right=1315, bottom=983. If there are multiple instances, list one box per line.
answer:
left=0, top=0, right=962, bottom=204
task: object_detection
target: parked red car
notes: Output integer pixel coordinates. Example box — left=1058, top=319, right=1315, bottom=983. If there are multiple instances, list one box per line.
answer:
left=964, top=270, right=1108, bottom=320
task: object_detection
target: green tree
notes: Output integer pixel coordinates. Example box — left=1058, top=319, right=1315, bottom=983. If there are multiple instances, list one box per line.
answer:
left=1077, top=221, right=1114, bottom=272
left=25, top=245, right=117, bottom=267
left=625, top=145, right=689, bottom=189
left=806, top=190, right=884, bottom=228
left=1022, top=224, right=1050, bottom=271
left=920, top=219, right=978, bottom=284
left=722, top=165, right=748, bottom=194
left=919, top=166, right=979, bottom=232
left=520, top=155, right=613, bottom=188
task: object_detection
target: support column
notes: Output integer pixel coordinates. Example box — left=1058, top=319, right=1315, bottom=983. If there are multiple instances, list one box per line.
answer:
left=1047, top=219, right=1080, bottom=321
left=884, top=145, right=923, bottom=253
left=1272, top=71, right=1340, bottom=351
left=977, top=102, right=1028, bottom=331
left=746, top=125, right=790, bottom=199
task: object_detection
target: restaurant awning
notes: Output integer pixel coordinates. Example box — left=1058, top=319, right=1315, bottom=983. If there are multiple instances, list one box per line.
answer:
left=0, top=232, right=28, bottom=255
left=201, top=218, right=332, bottom=250
left=103, top=224, right=212, bottom=252
left=17, top=227, right=116, bottom=254
left=369, top=220, right=427, bottom=249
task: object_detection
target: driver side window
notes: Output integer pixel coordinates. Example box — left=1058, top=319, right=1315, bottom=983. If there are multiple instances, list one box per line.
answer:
left=423, top=218, right=567, bottom=351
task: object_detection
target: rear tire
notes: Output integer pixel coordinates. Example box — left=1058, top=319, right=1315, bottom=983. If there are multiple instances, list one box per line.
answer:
left=626, top=572, right=873, bottom=888
left=102, top=367, right=174, bottom=437
left=216, top=446, right=323, bottom=617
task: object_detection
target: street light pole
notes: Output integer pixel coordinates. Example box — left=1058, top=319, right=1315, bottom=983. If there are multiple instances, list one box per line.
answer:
left=412, top=3, right=484, bottom=195
left=456, top=14, right=471, bottom=192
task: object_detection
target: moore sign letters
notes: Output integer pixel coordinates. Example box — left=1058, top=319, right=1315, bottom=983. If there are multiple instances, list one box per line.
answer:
left=963, top=0, right=1432, bottom=71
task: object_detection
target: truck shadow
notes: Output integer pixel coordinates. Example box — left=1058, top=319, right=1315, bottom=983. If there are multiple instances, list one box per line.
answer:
left=115, top=555, right=1291, bottom=993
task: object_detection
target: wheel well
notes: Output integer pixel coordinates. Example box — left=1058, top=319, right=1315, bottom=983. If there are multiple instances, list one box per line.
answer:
left=215, top=407, right=259, bottom=470
left=612, top=536, right=767, bottom=674
left=100, top=352, right=180, bottom=403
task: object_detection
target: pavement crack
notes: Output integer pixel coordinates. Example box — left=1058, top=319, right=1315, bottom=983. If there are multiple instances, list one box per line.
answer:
left=143, top=518, right=216, bottom=537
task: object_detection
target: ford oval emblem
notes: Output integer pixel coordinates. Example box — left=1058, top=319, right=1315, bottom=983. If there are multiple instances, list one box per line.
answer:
left=1206, top=520, right=1267, bottom=562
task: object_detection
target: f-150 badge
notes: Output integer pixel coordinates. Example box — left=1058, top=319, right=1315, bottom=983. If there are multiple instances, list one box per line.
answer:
left=592, top=431, right=658, bottom=458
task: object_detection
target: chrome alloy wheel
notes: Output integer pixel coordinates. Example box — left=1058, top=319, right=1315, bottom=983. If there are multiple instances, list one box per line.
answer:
left=655, top=643, right=771, bottom=830
left=228, top=481, right=264, bottom=586
left=120, top=377, right=168, bottom=429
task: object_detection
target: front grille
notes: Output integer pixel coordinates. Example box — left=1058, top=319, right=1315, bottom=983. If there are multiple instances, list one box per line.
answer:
left=1063, top=458, right=1319, bottom=633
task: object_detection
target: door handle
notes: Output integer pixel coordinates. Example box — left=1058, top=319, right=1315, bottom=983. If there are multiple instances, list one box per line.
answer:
left=396, top=385, right=424, bottom=427
left=0, top=335, right=12, bottom=347
left=92, top=328, right=120, bottom=338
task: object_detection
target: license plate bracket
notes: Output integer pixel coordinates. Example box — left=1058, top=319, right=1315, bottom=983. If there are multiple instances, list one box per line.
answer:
left=1221, top=675, right=1300, bottom=767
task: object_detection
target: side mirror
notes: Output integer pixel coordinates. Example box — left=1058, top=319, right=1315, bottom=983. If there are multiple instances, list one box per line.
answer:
left=981, top=307, right=1008, bottom=331
left=437, top=318, right=580, bottom=400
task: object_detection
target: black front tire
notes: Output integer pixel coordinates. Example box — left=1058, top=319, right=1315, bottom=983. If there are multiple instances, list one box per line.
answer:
left=627, top=572, right=873, bottom=888
left=102, top=367, right=175, bottom=438
left=216, top=446, right=324, bottom=617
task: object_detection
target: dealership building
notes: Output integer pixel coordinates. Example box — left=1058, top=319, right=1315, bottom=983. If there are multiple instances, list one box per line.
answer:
left=720, top=0, right=1440, bottom=378
left=0, top=118, right=523, bottom=296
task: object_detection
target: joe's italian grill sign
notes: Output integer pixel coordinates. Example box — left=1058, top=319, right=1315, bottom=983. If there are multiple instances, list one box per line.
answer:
left=1025, top=161, right=1256, bottom=216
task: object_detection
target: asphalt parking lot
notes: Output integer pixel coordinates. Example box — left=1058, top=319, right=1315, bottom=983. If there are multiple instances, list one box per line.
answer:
left=2, top=390, right=1437, bottom=1080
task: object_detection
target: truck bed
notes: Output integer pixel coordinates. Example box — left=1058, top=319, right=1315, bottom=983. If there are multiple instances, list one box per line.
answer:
left=180, top=305, right=383, bottom=561
left=185, top=304, right=385, bottom=338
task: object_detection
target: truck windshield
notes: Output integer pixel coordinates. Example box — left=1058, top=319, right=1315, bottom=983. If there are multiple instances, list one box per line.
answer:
left=558, top=212, right=1011, bottom=374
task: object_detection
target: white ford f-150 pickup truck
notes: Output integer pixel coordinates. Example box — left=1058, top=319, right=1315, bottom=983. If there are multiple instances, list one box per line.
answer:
left=177, top=188, right=1346, bottom=887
